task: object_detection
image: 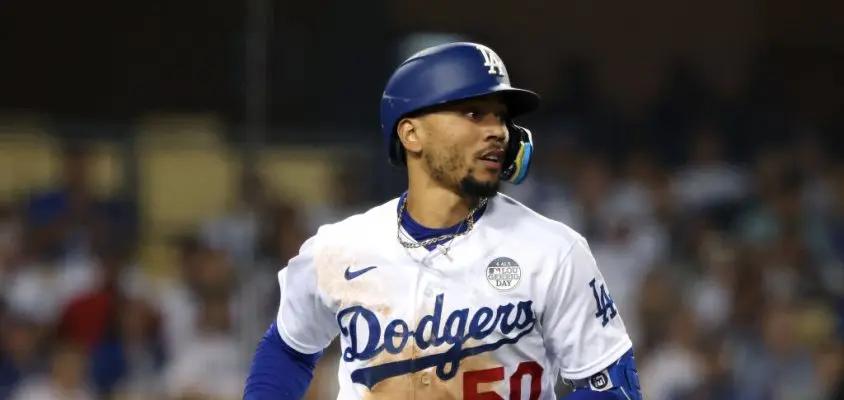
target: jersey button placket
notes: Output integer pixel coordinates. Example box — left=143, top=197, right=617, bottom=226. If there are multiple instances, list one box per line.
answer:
left=412, top=259, right=429, bottom=397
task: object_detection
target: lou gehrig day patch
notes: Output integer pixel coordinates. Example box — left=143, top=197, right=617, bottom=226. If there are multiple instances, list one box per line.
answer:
left=486, top=257, right=522, bottom=291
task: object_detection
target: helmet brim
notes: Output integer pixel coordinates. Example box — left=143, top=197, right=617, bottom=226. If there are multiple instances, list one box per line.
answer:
left=496, top=87, right=541, bottom=118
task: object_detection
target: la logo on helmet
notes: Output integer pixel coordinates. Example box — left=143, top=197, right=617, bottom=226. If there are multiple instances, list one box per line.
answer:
left=476, top=45, right=507, bottom=76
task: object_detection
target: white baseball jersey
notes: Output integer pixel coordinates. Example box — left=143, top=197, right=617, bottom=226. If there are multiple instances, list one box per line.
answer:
left=276, top=194, right=633, bottom=400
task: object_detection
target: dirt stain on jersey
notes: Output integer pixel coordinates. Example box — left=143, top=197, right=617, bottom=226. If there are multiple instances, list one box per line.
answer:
left=313, top=247, right=507, bottom=399
left=359, top=338, right=504, bottom=400
left=314, top=246, right=390, bottom=312
left=361, top=305, right=505, bottom=400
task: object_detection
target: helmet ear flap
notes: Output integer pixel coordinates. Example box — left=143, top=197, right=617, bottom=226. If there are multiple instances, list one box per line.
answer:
left=500, top=122, right=534, bottom=185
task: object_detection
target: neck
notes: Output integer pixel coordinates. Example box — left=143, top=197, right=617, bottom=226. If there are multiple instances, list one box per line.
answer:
left=405, top=176, right=478, bottom=229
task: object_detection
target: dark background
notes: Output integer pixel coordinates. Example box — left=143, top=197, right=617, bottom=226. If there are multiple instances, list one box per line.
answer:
left=2, top=0, right=841, bottom=143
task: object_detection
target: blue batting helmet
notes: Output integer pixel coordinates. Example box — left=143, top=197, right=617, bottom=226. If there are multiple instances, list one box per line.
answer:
left=379, top=42, right=540, bottom=185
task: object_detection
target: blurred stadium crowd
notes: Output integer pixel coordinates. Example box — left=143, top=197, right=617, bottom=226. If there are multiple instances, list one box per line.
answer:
left=0, top=56, right=842, bottom=400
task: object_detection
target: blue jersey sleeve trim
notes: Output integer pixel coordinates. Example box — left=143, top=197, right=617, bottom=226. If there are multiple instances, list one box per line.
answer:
left=243, top=322, right=323, bottom=400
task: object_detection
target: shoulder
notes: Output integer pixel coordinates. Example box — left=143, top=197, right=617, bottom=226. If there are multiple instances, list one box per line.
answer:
left=310, top=197, right=399, bottom=246
left=487, top=193, right=586, bottom=256
left=287, top=199, right=401, bottom=308
left=297, top=197, right=400, bottom=272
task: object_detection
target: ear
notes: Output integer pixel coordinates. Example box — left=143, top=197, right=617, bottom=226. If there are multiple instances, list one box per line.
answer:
left=397, top=118, right=423, bottom=154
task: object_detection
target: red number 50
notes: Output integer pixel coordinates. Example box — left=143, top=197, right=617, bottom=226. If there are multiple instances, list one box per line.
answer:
left=464, top=361, right=543, bottom=400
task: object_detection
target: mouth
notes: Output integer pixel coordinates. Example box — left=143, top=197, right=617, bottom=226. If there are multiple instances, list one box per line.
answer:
left=477, top=149, right=505, bottom=169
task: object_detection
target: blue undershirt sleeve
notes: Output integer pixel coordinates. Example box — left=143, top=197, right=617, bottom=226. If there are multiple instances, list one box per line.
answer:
left=243, top=322, right=323, bottom=400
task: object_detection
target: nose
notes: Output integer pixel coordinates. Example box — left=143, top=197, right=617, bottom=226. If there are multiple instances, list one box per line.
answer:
left=479, top=115, right=507, bottom=143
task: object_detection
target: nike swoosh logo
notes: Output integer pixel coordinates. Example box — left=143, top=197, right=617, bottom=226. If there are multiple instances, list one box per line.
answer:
left=345, top=266, right=378, bottom=281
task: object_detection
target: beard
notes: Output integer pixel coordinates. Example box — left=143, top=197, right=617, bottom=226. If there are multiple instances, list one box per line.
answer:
left=459, top=173, right=500, bottom=198
left=424, top=150, right=500, bottom=199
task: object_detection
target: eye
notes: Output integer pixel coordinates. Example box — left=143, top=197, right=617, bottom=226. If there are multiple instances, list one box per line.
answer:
left=464, top=109, right=485, bottom=121
left=464, top=109, right=506, bottom=122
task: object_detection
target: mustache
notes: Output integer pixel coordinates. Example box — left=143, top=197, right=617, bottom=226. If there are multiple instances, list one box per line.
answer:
left=475, top=146, right=506, bottom=157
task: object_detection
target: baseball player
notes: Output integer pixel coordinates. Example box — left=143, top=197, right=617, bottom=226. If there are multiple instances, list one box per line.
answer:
left=244, top=42, right=641, bottom=399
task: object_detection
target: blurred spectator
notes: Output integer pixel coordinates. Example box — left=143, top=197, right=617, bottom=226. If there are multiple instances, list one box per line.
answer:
left=157, top=237, right=262, bottom=366
left=191, top=249, right=236, bottom=306
left=156, top=237, right=217, bottom=356
left=0, top=204, right=23, bottom=283
left=163, top=294, right=244, bottom=400
left=257, top=202, right=308, bottom=266
left=828, top=166, right=844, bottom=260
left=812, top=164, right=844, bottom=296
left=612, top=147, right=665, bottom=221
left=731, top=303, right=822, bottom=399
left=793, top=132, right=832, bottom=214
left=639, top=307, right=704, bottom=400
left=759, top=227, right=827, bottom=304
left=89, top=297, right=165, bottom=399
left=0, top=313, right=45, bottom=399
left=56, top=244, right=134, bottom=350
left=563, top=153, right=615, bottom=236
left=687, top=232, right=738, bottom=334
left=671, top=123, right=750, bottom=214
left=636, top=269, right=680, bottom=356
left=750, top=145, right=792, bottom=204
left=24, top=144, right=108, bottom=266
left=201, top=171, right=271, bottom=268
left=727, top=259, right=769, bottom=343
left=2, top=239, right=98, bottom=326
left=737, top=165, right=812, bottom=252
left=249, top=202, right=308, bottom=323
left=10, top=343, right=94, bottom=400
left=673, top=336, right=739, bottom=400
left=819, top=340, right=844, bottom=399
left=304, top=156, right=373, bottom=233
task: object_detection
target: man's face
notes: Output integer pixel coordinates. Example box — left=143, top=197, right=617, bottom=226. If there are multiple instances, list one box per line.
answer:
left=404, top=96, right=509, bottom=198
